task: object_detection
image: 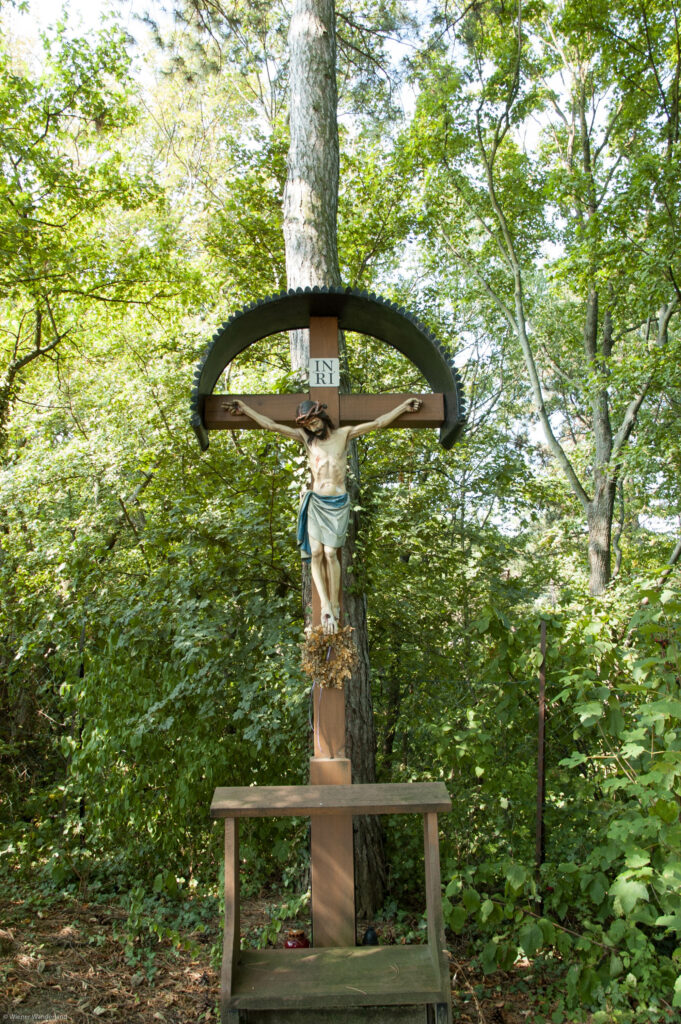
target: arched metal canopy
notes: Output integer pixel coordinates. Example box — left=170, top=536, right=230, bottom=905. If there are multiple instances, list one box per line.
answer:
left=191, top=286, right=466, bottom=451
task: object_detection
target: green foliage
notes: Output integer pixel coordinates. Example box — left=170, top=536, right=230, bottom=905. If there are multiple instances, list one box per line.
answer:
left=403, top=0, right=681, bottom=596
left=110, top=883, right=217, bottom=982
left=1, top=5, right=681, bottom=1024
left=441, top=579, right=681, bottom=1021
left=244, top=889, right=311, bottom=949
left=0, top=16, right=191, bottom=450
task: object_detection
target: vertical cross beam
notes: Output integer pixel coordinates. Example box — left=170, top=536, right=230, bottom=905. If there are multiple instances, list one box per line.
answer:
left=308, top=316, right=345, bottom=759
left=308, top=316, right=340, bottom=423
left=307, top=316, right=355, bottom=948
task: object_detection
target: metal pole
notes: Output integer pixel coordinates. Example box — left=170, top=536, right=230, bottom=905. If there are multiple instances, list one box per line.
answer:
left=535, top=619, right=547, bottom=911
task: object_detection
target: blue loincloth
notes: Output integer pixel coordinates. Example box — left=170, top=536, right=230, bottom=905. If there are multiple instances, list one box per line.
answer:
left=297, top=491, right=350, bottom=560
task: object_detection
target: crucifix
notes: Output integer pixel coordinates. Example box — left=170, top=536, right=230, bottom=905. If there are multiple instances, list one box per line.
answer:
left=192, top=286, right=465, bottom=950
left=227, top=360, right=422, bottom=635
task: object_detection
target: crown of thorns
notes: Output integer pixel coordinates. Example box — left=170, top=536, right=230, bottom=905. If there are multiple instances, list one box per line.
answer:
left=295, top=400, right=327, bottom=424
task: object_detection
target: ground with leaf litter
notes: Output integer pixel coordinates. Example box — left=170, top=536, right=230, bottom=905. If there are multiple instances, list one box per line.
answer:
left=1, top=895, right=582, bottom=1024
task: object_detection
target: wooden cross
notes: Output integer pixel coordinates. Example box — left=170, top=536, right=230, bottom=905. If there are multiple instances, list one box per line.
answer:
left=194, top=291, right=464, bottom=949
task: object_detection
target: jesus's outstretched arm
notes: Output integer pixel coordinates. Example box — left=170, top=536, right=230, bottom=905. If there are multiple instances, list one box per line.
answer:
left=346, top=397, right=423, bottom=440
left=224, top=399, right=303, bottom=442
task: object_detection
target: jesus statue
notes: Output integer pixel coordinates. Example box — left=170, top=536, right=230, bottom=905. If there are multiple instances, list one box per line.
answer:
left=226, top=396, right=422, bottom=634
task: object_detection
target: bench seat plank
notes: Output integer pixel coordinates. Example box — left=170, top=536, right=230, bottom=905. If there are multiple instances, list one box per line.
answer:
left=225, top=946, right=444, bottom=1010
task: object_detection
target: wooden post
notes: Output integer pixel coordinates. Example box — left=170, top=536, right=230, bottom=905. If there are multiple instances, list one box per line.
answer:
left=423, top=812, right=452, bottom=1024
left=423, top=813, right=445, bottom=964
left=307, top=316, right=355, bottom=947
left=308, top=316, right=340, bottom=425
left=222, top=819, right=240, bottom=1000
left=307, top=316, right=345, bottom=755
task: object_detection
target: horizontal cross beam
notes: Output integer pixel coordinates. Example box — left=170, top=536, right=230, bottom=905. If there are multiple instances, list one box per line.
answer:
left=203, top=393, right=445, bottom=431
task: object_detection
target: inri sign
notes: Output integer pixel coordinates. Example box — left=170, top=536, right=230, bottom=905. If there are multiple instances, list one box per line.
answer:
left=309, top=358, right=340, bottom=387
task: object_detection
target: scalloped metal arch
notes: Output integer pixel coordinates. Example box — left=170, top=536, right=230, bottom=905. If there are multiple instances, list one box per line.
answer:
left=190, top=286, right=466, bottom=451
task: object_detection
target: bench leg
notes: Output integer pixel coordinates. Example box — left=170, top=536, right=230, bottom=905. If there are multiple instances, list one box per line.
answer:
left=220, top=818, right=240, bottom=1024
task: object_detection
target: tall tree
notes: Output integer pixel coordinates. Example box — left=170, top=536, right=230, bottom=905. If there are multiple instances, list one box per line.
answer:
left=0, top=20, right=183, bottom=457
left=408, top=0, right=681, bottom=594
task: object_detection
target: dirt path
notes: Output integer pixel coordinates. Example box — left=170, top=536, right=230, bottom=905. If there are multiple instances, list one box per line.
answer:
left=0, top=896, right=562, bottom=1024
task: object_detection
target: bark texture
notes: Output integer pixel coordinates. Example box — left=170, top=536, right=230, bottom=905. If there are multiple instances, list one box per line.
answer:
left=584, top=284, right=615, bottom=596
left=283, top=0, right=386, bottom=915
left=0, top=366, right=17, bottom=457
left=587, top=481, right=617, bottom=597
left=284, top=0, right=341, bottom=372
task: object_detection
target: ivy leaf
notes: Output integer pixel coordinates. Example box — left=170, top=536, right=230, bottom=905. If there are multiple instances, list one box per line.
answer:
left=506, top=863, right=528, bottom=891
left=651, top=800, right=679, bottom=824
left=624, top=847, right=650, bottom=869
left=481, top=940, right=498, bottom=973
left=620, top=742, right=646, bottom=759
left=588, top=875, right=607, bottom=905
left=610, top=877, right=649, bottom=915
left=674, top=974, right=681, bottom=1008
left=609, top=954, right=624, bottom=978
left=575, top=701, right=605, bottom=726
left=446, top=904, right=467, bottom=933
left=655, top=914, right=681, bottom=933
left=519, top=922, right=543, bottom=956
left=463, top=889, right=481, bottom=913
left=480, top=898, right=495, bottom=922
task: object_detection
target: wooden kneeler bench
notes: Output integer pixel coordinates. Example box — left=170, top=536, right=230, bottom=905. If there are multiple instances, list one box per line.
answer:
left=210, top=782, right=453, bottom=1024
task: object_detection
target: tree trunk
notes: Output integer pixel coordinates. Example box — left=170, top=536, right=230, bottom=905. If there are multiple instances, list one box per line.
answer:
left=381, top=666, right=402, bottom=766
left=284, top=0, right=339, bottom=624
left=283, top=0, right=386, bottom=916
left=587, top=476, right=616, bottom=596
left=0, top=365, right=16, bottom=457
left=585, top=285, right=616, bottom=597
left=284, top=0, right=340, bottom=372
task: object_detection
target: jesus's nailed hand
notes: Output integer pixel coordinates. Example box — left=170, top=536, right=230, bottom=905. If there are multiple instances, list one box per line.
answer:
left=406, top=398, right=422, bottom=412
left=223, top=400, right=244, bottom=415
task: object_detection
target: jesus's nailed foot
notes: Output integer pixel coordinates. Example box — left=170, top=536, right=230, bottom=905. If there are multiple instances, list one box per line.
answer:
left=321, top=609, right=338, bottom=635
